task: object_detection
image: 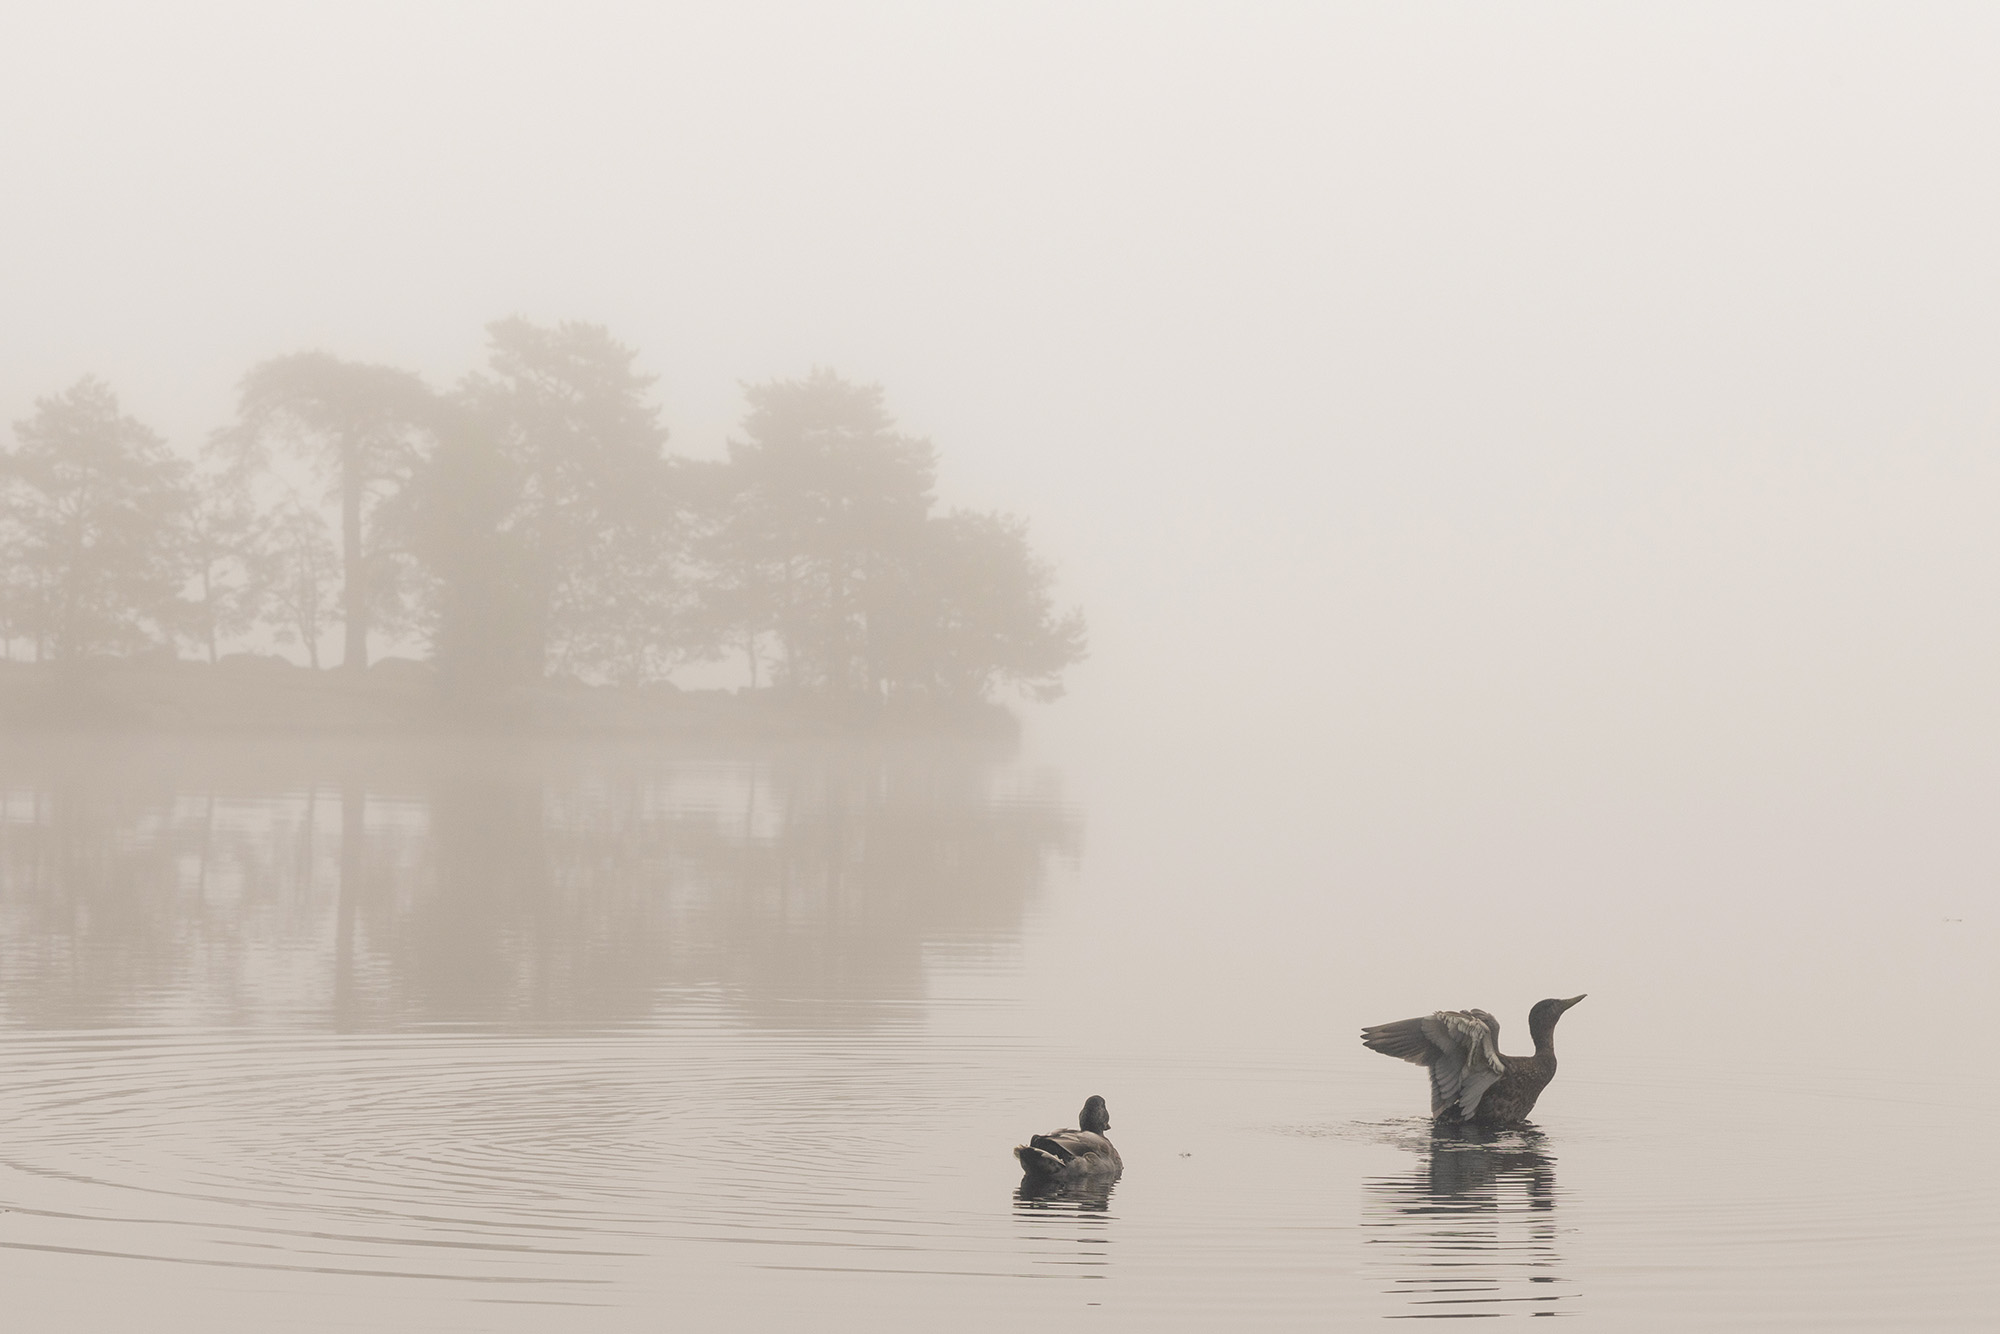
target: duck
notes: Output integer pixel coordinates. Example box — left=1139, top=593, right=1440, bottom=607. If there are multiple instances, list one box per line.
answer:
left=1014, top=1095, right=1123, bottom=1182
left=1361, top=996, right=1585, bottom=1127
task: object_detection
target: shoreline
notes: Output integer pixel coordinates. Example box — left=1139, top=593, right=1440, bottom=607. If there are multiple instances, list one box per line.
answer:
left=0, top=659, right=1022, bottom=742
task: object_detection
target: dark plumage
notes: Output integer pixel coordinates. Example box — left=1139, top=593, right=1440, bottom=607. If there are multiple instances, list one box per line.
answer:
left=1013, top=1095, right=1123, bottom=1182
left=1361, top=995, right=1585, bottom=1127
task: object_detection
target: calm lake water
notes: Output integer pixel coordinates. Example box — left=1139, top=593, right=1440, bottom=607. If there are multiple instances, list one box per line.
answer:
left=0, top=731, right=1992, bottom=1330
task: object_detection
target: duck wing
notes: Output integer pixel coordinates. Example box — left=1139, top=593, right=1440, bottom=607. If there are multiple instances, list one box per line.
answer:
left=1016, top=1128, right=1119, bottom=1177
left=1361, top=1009, right=1506, bottom=1119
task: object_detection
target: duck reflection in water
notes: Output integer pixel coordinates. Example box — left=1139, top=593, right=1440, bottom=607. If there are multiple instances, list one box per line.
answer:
left=1012, top=1161, right=1116, bottom=1280
left=1362, top=1121, right=1572, bottom=1319
left=1014, top=1171, right=1119, bottom=1213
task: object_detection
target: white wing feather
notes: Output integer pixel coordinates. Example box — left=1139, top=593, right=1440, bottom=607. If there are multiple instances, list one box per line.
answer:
left=1418, top=1010, right=1506, bottom=1118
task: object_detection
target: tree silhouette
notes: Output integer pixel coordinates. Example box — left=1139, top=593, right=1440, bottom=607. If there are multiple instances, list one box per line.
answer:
left=403, top=405, right=540, bottom=697
left=709, top=369, right=936, bottom=695
left=706, top=371, right=1083, bottom=703
left=0, top=378, right=189, bottom=663
left=440, top=319, right=691, bottom=684
left=261, top=494, right=338, bottom=670
left=0, top=334, right=1087, bottom=716
left=221, top=352, right=434, bottom=673
left=178, top=465, right=264, bottom=663
left=873, top=510, right=1087, bottom=702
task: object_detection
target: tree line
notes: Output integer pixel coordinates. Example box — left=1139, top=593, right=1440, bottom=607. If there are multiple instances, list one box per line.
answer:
left=0, top=320, right=1085, bottom=705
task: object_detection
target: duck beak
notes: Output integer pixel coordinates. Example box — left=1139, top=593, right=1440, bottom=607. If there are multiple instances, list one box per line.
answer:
left=1559, top=994, right=1587, bottom=1010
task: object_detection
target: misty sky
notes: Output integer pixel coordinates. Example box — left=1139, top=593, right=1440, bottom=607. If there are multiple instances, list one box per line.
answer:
left=6, top=2, right=1999, bottom=791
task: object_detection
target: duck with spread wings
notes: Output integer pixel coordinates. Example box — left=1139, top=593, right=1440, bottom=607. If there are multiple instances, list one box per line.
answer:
left=1361, top=996, right=1585, bottom=1127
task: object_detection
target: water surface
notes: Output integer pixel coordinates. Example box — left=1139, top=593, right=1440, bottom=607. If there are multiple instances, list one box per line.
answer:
left=0, top=734, right=1992, bottom=1329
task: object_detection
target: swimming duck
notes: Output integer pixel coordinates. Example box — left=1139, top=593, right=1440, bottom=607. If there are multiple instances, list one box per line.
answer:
left=1014, top=1095, right=1123, bottom=1182
left=1361, top=996, right=1585, bottom=1127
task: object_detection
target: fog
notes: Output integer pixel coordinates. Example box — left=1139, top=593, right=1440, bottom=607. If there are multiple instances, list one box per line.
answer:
left=3, top=4, right=1997, bottom=1327
left=9, top=3, right=1995, bottom=774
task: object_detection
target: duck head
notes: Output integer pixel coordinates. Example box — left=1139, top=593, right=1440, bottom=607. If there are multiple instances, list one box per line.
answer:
left=1527, top=994, right=1586, bottom=1043
left=1079, top=1095, right=1111, bottom=1135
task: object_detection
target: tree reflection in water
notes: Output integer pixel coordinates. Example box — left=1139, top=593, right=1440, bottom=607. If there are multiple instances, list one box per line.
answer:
left=1361, top=1121, right=1573, bottom=1319
left=0, top=736, right=1079, bottom=1032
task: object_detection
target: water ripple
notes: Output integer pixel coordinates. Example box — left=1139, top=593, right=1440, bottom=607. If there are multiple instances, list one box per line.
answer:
left=0, top=1027, right=1044, bottom=1302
